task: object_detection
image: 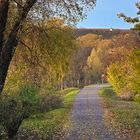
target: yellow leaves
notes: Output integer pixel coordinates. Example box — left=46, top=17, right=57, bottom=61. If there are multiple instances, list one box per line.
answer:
left=5, top=19, right=78, bottom=90
left=77, top=34, right=102, bottom=47
left=43, top=18, right=65, bottom=28
left=107, top=49, right=140, bottom=96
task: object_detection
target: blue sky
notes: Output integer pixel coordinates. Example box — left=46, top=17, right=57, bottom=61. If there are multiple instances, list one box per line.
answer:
left=77, top=0, right=138, bottom=29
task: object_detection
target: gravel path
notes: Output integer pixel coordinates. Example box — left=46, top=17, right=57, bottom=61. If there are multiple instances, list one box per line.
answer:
left=65, top=84, right=117, bottom=140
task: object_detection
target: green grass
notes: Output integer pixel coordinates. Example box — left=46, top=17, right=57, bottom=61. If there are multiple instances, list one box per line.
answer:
left=17, top=88, right=80, bottom=139
left=60, top=88, right=79, bottom=95
left=100, top=87, right=140, bottom=139
left=64, top=89, right=80, bottom=107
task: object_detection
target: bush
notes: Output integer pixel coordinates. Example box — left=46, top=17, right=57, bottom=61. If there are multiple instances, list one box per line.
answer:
left=0, top=85, right=41, bottom=139
left=39, top=93, right=63, bottom=112
left=19, top=85, right=40, bottom=114
left=100, top=87, right=116, bottom=98
left=15, top=88, right=80, bottom=140
left=120, top=88, right=134, bottom=101
left=107, top=62, right=127, bottom=96
left=0, top=94, right=27, bottom=139
left=107, top=49, right=140, bottom=100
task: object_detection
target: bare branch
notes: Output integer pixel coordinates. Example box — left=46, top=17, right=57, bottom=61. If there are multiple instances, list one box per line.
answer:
left=12, top=0, right=24, bottom=9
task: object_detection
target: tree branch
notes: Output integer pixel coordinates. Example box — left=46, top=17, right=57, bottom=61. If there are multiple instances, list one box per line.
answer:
left=13, top=0, right=24, bottom=9
left=0, top=0, right=37, bottom=93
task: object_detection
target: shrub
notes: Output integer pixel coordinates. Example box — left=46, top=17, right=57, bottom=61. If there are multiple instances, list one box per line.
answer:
left=0, top=85, right=41, bottom=139
left=19, top=85, right=40, bottom=114
left=119, top=88, right=134, bottom=101
left=16, top=89, right=79, bottom=140
left=100, top=87, right=116, bottom=98
left=126, top=50, right=140, bottom=95
left=0, top=94, right=27, bottom=139
left=39, top=93, right=63, bottom=112
left=107, top=49, right=140, bottom=100
left=107, top=62, right=127, bottom=96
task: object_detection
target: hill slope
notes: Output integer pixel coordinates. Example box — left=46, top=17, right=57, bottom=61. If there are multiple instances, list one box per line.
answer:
left=75, top=28, right=137, bottom=39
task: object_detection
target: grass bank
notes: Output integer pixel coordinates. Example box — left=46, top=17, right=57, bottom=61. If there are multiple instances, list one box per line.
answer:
left=17, top=88, right=80, bottom=140
left=100, top=87, right=140, bottom=140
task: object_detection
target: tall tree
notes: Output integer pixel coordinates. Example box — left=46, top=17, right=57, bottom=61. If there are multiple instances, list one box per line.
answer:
left=0, top=0, right=96, bottom=93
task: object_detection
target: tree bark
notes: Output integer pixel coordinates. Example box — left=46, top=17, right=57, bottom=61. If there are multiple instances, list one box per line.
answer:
left=0, top=0, right=9, bottom=53
left=0, top=0, right=37, bottom=93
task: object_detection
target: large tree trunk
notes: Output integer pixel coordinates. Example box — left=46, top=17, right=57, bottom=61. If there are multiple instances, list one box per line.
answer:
left=0, top=0, right=9, bottom=54
left=0, top=0, right=37, bottom=93
left=0, top=0, right=10, bottom=93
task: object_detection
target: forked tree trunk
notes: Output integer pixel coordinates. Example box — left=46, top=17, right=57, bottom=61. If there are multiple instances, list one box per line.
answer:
left=0, top=0, right=37, bottom=94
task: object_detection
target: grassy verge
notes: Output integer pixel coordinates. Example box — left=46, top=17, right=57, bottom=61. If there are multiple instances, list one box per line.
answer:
left=60, top=88, right=79, bottom=95
left=99, top=87, right=140, bottom=140
left=63, top=89, right=80, bottom=107
left=17, top=88, right=80, bottom=139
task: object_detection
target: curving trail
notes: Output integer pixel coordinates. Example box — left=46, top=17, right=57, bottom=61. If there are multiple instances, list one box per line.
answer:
left=65, top=84, right=117, bottom=140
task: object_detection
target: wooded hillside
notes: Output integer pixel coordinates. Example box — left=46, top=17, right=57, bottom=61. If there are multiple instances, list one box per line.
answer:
left=75, top=28, right=137, bottom=39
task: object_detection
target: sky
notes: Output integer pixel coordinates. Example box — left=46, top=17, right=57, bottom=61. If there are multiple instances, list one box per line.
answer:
left=77, top=0, right=139, bottom=29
